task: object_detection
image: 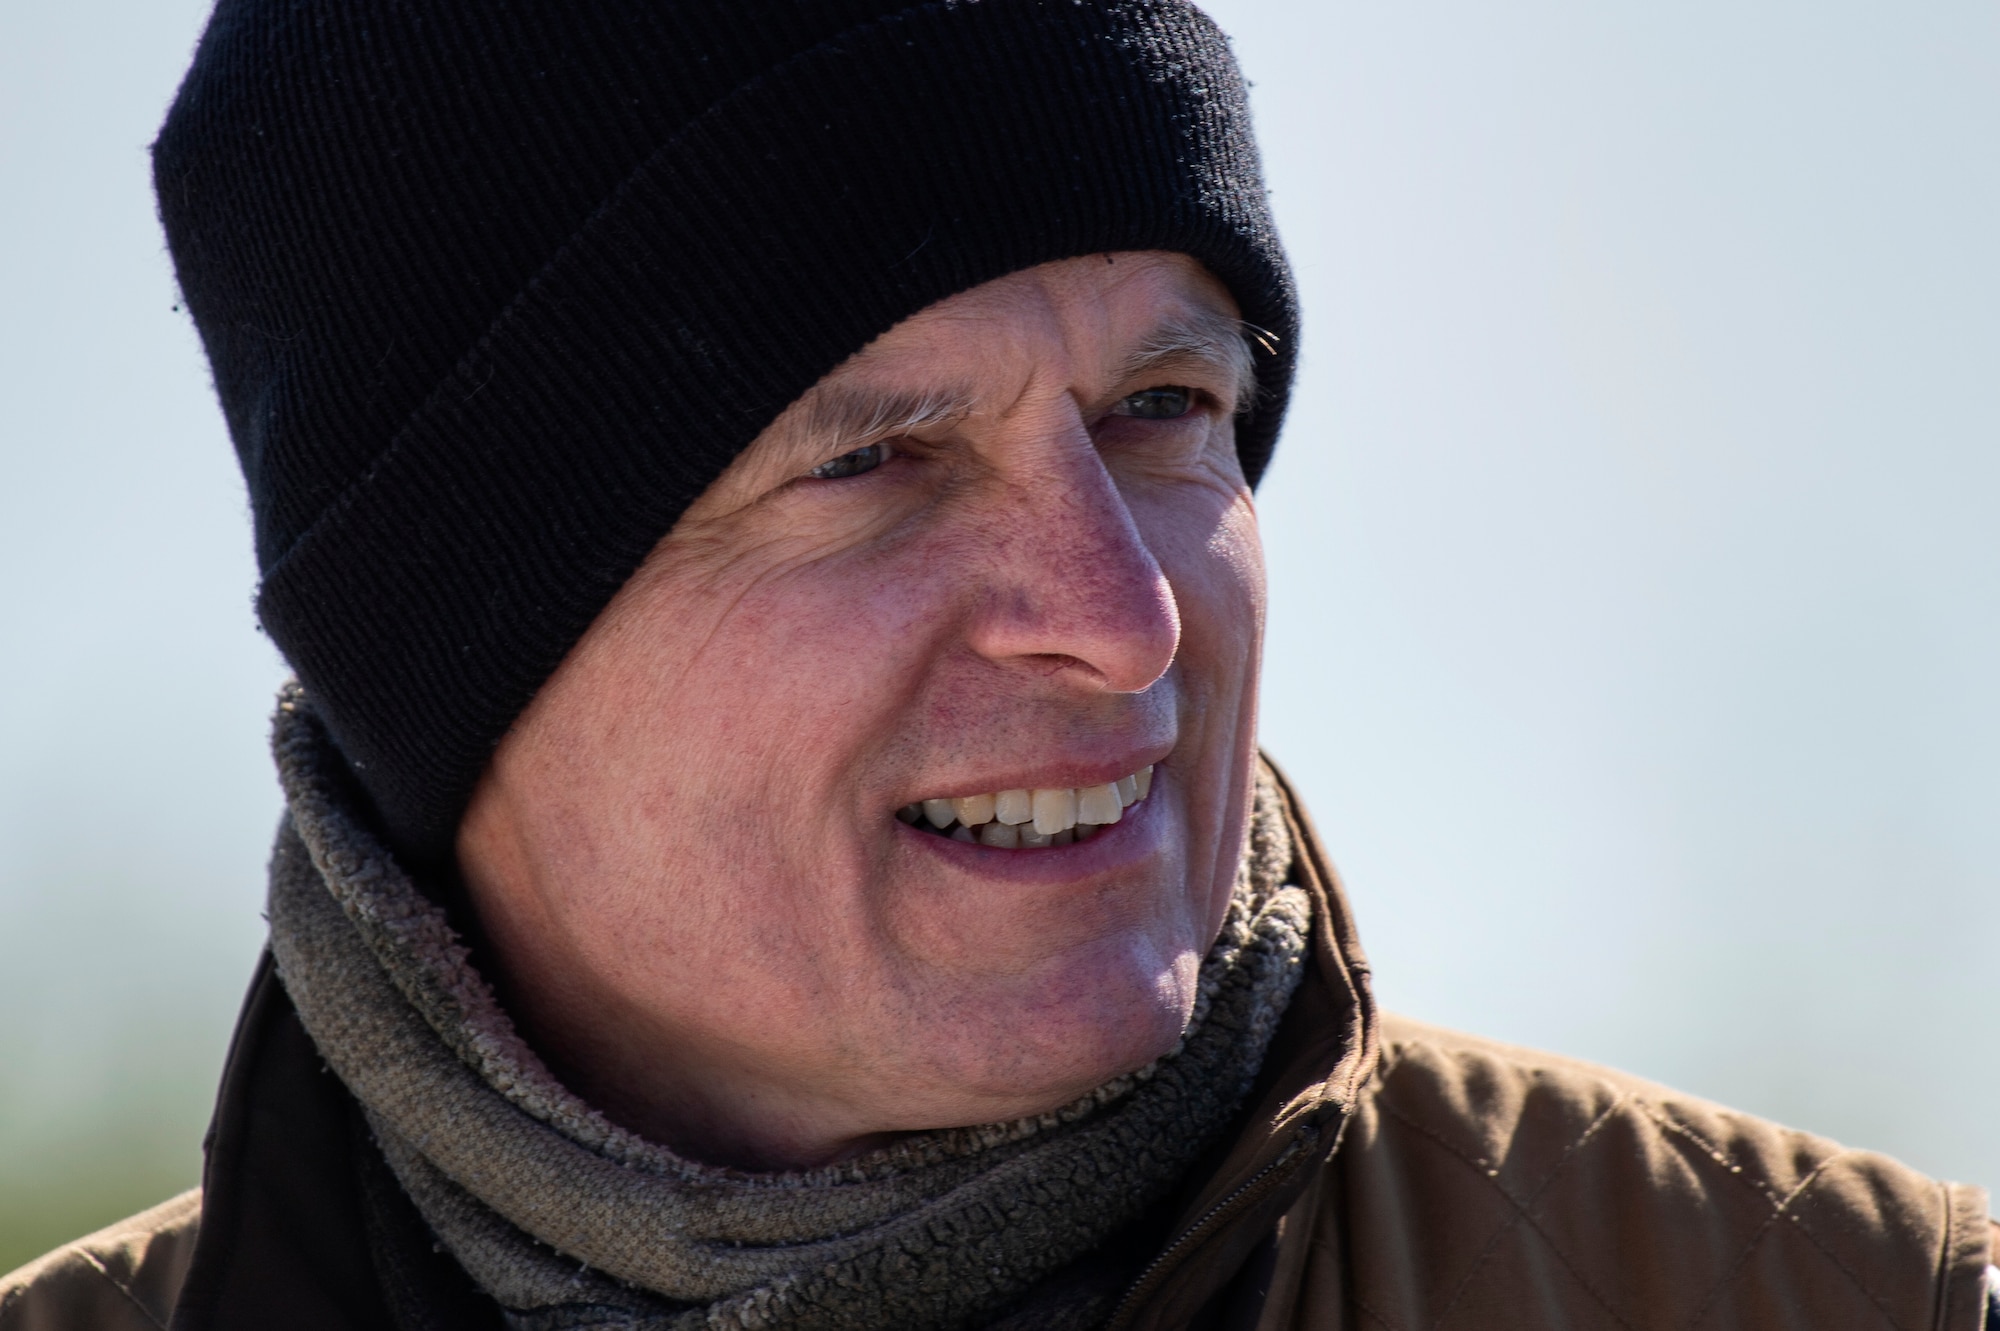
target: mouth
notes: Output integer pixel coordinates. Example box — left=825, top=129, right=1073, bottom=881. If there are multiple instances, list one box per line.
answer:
left=896, top=765, right=1155, bottom=850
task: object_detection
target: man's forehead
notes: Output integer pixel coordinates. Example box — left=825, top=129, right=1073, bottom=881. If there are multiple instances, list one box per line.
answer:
left=796, top=304, right=1244, bottom=439
left=848, top=253, right=1238, bottom=374
left=810, top=289, right=1249, bottom=423
left=702, top=256, right=1251, bottom=505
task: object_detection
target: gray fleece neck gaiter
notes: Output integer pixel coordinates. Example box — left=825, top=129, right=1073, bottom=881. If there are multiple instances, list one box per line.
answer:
left=265, top=686, right=1311, bottom=1331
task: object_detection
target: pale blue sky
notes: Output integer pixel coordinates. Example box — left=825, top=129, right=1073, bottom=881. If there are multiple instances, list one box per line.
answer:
left=2, top=0, right=1994, bottom=1206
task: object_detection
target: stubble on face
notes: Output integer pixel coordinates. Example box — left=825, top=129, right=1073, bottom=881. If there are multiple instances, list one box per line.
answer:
left=456, top=252, right=1269, bottom=1169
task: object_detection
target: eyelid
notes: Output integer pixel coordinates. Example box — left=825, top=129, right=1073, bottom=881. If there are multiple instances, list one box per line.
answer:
left=1131, top=374, right=1223, bottom=401
left=804, top=437, right=895, bottom=480
left=1106, top=383, right=1209, bottom=417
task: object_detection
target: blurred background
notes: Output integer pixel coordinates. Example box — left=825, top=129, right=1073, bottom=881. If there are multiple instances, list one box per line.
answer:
left=1, top=0, right=1993, bottom=1272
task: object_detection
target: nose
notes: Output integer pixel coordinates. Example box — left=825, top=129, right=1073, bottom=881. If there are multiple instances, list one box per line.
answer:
left=961, top=415, right=1180, bottom=694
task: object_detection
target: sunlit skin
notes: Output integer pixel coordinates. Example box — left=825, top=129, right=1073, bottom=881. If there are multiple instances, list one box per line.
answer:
left=455, top=252, right=1269, bottom=1170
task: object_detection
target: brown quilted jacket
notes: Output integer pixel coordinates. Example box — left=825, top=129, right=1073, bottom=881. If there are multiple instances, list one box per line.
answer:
left=4, top=764, right=1990, bottom=1329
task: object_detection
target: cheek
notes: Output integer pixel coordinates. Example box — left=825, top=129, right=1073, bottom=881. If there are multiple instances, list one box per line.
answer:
left=1146, top=489, right=1265, bottom=694
left=1200, top=508, right=1267, bottom=654
left=1142, top=491, right=1264, bottom=917
left=506, top=544, right=961, bottom=995
left=603, top=544, right=954, bottom=811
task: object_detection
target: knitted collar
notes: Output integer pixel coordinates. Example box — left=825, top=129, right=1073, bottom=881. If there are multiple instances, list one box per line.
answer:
left=266, top=687, right=1311, bottom=1331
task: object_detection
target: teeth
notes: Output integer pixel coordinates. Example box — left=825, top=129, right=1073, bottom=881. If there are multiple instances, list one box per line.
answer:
left=1031, top=787, right=1077, bottom=835
left=953, top=793, right=996, bottom=827
left=901, top=765, right=1155, bottom=849
left=1077, top=782, right=1122, bottom=826
left=994, top=789, right=1033, bottom=825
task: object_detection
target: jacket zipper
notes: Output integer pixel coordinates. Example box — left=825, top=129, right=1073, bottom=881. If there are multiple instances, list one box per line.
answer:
left=1102, top=1125, right=1321, bottom=1331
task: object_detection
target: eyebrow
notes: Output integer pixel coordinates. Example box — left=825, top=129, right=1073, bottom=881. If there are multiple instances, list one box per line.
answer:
left=747, top=383, right=976, bottom=487
left=794, top=382, right=977, bottom=462
left=774, top=306, right=1267, bottom=474
left=1114, top=308, right=1263, bottom=414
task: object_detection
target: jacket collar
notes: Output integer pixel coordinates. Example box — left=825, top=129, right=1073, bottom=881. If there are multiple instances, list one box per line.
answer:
left=1105, top=754, right=1381, bottom=1330
left=168, top=953, right=499, bottom=1331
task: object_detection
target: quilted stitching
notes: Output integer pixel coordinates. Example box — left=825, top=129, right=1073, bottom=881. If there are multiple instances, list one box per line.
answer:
left=1375, top=1091, right=1634, bottom=1329
left=1330, top=1020, right=1963, bottom=1331
left=1633, top=1102, right=1922, bottom=1331
left=72, top=1248, right=171, bottom=1330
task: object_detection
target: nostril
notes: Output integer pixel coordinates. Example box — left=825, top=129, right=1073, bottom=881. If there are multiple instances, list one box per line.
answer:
left=961, top=464, right=1180, bottom=693
left=1022, top=652, right=1092, bottom=676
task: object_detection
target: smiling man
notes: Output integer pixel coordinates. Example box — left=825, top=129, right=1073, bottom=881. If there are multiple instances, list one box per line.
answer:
left=453, top=255, right=1267, bottom=1173
left=2, top=1, right=1993, bottom=1329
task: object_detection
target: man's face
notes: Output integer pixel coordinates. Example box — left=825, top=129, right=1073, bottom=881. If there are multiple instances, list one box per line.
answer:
left=457, top=252, right=1268, bottom=1167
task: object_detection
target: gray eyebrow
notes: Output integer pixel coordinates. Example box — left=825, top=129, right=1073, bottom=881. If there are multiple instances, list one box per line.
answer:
left=790, top=383, right=977, bottom=462
left=1114, top=310, right=1264, bottom=414
left=781, top=307, right=1265, bottom=472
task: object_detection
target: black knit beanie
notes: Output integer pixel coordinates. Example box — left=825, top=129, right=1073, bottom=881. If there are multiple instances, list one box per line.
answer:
left=154, top=0, right=1298, bottom=868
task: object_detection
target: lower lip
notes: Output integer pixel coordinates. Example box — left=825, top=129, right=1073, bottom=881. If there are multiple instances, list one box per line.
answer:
left=897, top=780, right=1167, bottom=880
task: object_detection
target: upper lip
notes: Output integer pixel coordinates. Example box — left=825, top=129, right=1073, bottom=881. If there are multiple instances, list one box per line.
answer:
left=899, top=747, right=1170, bottom=804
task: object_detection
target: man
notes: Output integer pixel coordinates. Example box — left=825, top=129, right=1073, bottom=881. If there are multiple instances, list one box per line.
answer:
left=3, top=0, right=1993, bottom=1327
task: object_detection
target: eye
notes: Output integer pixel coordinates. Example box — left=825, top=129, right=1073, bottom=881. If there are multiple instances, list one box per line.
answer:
left=1113, top=386, right=1196, bottom=421
left=807, top=441, right=889, bottom=480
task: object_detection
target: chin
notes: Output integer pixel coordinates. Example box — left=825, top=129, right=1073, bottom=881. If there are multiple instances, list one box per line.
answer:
left=914, top=924, right=1204, bottom=1123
